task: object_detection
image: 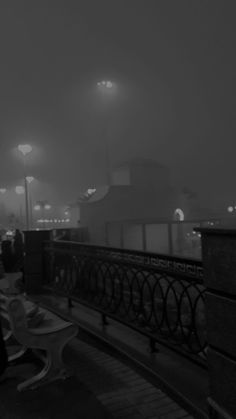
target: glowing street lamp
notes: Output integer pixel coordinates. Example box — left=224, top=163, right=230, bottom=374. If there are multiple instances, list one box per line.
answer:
left=18, top=144, right=32, bottom=156
left=18, top=144, right=32, bottom=230
left=26, top=176, right=34, bottom=184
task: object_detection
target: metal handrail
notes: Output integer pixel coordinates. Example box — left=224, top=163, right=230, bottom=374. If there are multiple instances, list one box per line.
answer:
left=43, top=241, right=207, bottom=367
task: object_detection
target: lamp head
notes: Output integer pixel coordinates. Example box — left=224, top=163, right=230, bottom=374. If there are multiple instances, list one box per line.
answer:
left=26, top=176, right=34, bottom=183
left=18, top=144, right=32, bottom=156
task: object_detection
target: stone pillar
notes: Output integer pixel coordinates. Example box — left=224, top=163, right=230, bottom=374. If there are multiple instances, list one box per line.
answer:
left=23, top=230, right=52, bottom=294
left=197, top=228, right=236, bottom=418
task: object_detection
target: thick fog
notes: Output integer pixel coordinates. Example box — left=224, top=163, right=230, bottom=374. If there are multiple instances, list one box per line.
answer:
left=0, top=1, right=235, bottom=212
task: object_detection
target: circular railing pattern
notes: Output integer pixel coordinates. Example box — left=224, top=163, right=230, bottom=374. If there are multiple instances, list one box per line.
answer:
left=43, top=242, right=207, bottom=365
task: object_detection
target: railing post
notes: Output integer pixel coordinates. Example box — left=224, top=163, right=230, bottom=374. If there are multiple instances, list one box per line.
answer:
left=23, top=230, right=52, bottom=294
left=149, top=337, right=159, bottom=353
left=101, top=313, right=109, bottom=326
left=197, top=227, right=236, bottom=419
left=68, top=297, right=73, bottom=308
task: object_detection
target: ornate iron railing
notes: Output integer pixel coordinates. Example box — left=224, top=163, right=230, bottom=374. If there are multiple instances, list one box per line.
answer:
left=43, top=241, right=207, bottom=367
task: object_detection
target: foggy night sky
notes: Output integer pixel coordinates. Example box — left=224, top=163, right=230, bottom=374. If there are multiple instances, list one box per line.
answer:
left=0, top=1, right=235, bottom=210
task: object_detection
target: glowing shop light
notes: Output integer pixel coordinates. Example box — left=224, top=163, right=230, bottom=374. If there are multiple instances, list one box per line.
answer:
left=15, top=186, right=25, bottom=194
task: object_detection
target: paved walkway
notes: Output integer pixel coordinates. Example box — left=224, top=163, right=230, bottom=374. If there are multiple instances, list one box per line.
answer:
left=68, top=338, right=194, bottom=419
left=2, top=334, right=194, bottom=419
left=29, top=293, right=209, bottom=418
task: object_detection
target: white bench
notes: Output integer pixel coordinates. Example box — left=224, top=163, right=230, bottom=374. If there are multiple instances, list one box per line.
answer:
left=2, top=295, right=78, bottom=391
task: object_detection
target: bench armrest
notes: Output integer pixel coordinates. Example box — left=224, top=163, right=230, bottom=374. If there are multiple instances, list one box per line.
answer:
left=29, top=321, right=74, bottom=335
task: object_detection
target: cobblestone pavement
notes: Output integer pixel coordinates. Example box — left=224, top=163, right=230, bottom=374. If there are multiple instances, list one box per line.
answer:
left=67, top=338, right=195, bottom=419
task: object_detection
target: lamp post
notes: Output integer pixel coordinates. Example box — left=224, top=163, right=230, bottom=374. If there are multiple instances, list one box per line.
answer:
left=18, top=144, right=32, bottom=230
left=34, top=200, right=51, bottom=229
left=0, top=188, right=7, bottom=227
left=26, top=176, right=34, bottom=229
left=97, top=80, right=114, bottom=185
left=15, top=185, right=25, bottom=229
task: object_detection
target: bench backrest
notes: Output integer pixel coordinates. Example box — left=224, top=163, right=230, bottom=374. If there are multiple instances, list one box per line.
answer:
left=7, top=297, right=29, bottom=343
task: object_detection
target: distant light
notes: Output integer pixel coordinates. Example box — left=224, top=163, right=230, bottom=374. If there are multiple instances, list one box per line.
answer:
left=66, top=219, right=70, bottom=223
left=228, top=206, right=234, bottom=213
left=0, top=188, right=6, bottom=194
left=87, top=188, right=96, bottom=195
left=15, top=186, right=25, bottom=194
left=26, top=176, right=34, bottom=183
left=64, top=211, right=69, bottom=216
left=34, top=201, right=51, bottom=210
left=18, top=144, right=32, bottom=156
left=174, top=208, right=185, bottom=221
left=97, top=80, right=113, bottom=89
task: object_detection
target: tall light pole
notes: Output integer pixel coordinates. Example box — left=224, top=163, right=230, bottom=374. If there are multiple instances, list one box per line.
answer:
left=26, top=176, right=34, bottom=229
left=97, top=80, right=114, bottom=185
left=0, top=188, right=7, bottom=227
left=18, top=144, right=32, bottom=230
left=15, top=185, right=25, bottom=229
